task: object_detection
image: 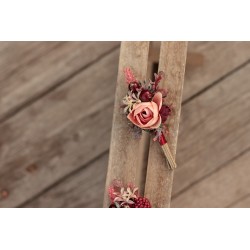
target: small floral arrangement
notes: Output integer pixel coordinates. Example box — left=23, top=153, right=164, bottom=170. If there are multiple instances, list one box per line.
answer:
left=122, top=68, right=176, bottom=169
left=108, top=180, right=151, bottom=208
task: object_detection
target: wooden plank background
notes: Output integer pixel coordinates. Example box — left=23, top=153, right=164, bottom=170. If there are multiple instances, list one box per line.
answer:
left=0, top=41, right=250, bottom=208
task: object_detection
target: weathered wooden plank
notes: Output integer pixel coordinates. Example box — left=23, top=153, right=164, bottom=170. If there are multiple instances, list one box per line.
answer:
left=0, top=49, right=119, bottom=207
left=144, top=42, right=250, bottom=102
left=103, top=42, right=150, bottom=207
left=171, top=149, right=250, bottom=208
left=172, top=63, right=250, bottom=198
left=230, top=194, right=250, bottom=208
left=144, top=42, right=188, bottom=207
left=184, top=42, right=250, bottom=101
left=0, top=42, right=60, bottom=82
left=9, top=42, right=250, bottom=208
left=0, top=42, right=119, bottom=122
left=23, top=153, right=109, bottom=208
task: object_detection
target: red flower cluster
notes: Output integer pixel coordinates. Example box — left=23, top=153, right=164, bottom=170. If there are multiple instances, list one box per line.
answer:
left=108, top=180, right=151, bottom=208
left=124, top=68, right=164, bottom=102
left=122, top=68, right=171, bottom=142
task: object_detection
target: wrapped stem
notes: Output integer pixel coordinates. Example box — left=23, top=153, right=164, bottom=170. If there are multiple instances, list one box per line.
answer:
left=158, top=132, right=177, bottom=170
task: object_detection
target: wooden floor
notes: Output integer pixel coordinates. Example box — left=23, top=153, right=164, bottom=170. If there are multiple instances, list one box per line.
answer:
left=0, top=42, right=250, bottom=208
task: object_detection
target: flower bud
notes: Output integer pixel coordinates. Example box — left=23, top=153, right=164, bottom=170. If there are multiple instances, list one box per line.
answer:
left=159, top=105, right=171, bottom=123
left=139, top=89, right=153, bottom=102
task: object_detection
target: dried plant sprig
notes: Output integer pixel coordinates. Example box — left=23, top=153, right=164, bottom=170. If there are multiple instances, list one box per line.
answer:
left=108, top=180, right=151, bottom=208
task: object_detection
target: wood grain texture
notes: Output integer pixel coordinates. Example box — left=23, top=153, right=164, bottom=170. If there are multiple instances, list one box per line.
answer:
left=172, top=149, right=250, bottom=208
left=143, top=42, right=250, bottom=102
left=2, top=42, right=250, bottom=208
left=184, top=42, right=250, bottom=101
left=144, top=42, right=188, bottom=208
left=229, top=194, right=250, bottom=208
left=0, top=49, right=119, bottom=207
left=172, top=63, right=250, bottom=201
left=103, top=42, right=150, bottom=207
left=0, top=42, right=60, bottom=83
left=0, top=42, right=119, bottom=122
left=23, top=153, right=109, bottom=208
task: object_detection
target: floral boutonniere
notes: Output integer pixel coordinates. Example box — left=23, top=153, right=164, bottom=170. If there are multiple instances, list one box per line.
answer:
left=108, top=180, right=151, bottom=208
left=122, top=68, right=176, bottom=169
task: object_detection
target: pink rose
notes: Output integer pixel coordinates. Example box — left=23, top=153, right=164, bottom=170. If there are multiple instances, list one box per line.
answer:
left=127, top=92, right=162, bottom=130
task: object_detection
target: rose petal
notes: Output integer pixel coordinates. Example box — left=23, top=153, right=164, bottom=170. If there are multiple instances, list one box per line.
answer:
left=150, top=115, right=162, bottom=129
left=134, top=102, right=151, bottom=116
left=127, top=112, right=140, bottom=126
left=152, top=92, right=162, bottom=110
left=127, top=100, right=162, bottom=130
left=143, top=102, right=159, bottom=127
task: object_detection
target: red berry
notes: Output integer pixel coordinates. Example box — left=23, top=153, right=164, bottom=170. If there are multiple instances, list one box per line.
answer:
left=109, top=203, right=117, bottom=208
left=134, top=197, right=151, bottom=208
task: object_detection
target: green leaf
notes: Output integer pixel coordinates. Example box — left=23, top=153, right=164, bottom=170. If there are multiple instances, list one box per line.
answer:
left=114, top=202, right=120, bottom=208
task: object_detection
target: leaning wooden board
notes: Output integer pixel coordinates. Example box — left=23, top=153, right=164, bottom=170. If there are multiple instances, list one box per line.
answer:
left=144, top=42, right=187, bottom=207
left=103, top=42, right=150, bottom=207
left=103, top=42, right=187, bottom=207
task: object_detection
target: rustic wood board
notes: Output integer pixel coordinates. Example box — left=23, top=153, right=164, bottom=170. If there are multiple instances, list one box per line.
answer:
left=0, top=42, right=59, bottom=82
left=0, top=42, right=119, bottom=122
left=184, top=42, right=250, bottom=101
left=144, top=42, right=250, bottom=102
left=230, top=194, right=250, bottom=208
left=172, top=63, right=250, bottom=199
left=171, top=148, right=250, bottom=208
left=1, top=42, right=250, bottom=208
left=103, top=42, right=150, bottom=207
left=23, top=153, right=109, bottom=208
left=144, top=42, right=188, bottom=207
left=0, top=49, right=119, bottom=207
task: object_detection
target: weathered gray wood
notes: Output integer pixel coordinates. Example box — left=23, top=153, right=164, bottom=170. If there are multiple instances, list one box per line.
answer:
left=144, top=42, right=188, bottom=207
left=0, top=49, right=119, bottom=207
left=23, top=153, right=109, bottom=208
left=172, top=149, right=250, bottom=208
left=143, top=42, right=250, bottom=102
left=103, top=42, right=150, bottom=207
left=0, top=42, right=119, bottom=122
left=2, top=42, right=250, bottom=208
left=172, top=63, right=250, bottom=199
left=184, top=42, right=250, bottom=101
left=230, top=194, right=250, bottom=208
left=0, top=42, right=60, bottom=83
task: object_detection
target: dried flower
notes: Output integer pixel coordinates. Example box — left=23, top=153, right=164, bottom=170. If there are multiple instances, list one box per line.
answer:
left=154, top=71, right=164, bottom=87
left=139, top=89, right=153, bottom=102
left=124, top=68, right=138, bottom=84
left=122, top=68, right=171, bottom=149
left=127, top=92, right=162, bottom=130
left=160, top=104, right=171, bottom=123
left=108, top=180, right=151, bottom=208
left=122, top=92, right=141, bottom=114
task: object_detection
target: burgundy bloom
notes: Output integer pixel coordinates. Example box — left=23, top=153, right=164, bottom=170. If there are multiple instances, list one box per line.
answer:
left=139, top=89, right=153, bottom=102
left=159, top=104, right=171, bottom=123
left=154, top=71, right=164, bottom=87
left=129, top=82, right=141, bottom=93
